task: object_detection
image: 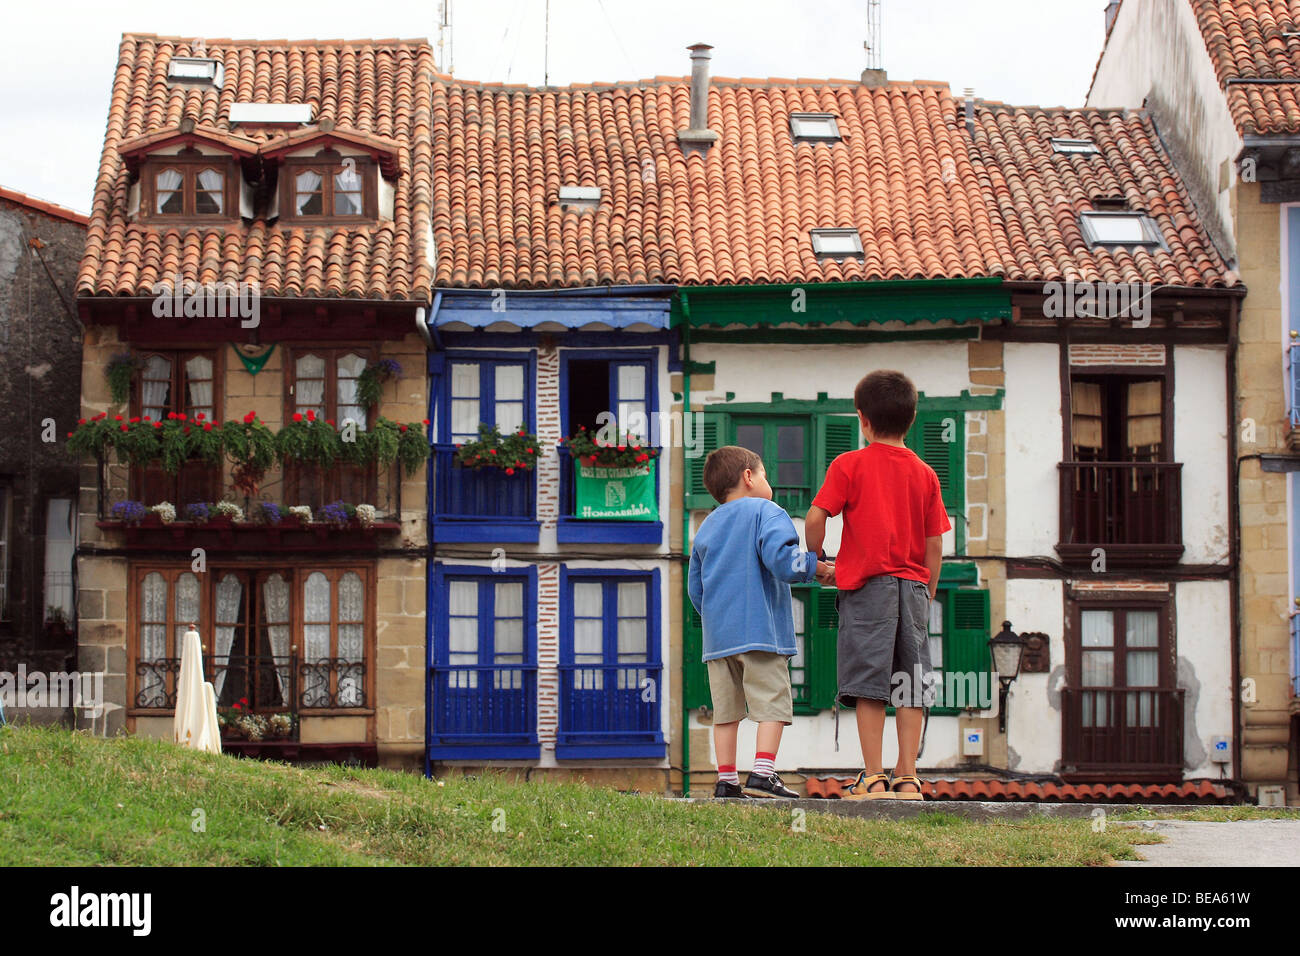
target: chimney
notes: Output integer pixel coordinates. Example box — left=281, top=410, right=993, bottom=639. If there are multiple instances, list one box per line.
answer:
left=1104, top=0, right=1121, bottom=36
left=860, top=67, right=888, bottom=87
left=963, top=87, right=976, bottom=139
left=678, top=43, right=720, bottom=150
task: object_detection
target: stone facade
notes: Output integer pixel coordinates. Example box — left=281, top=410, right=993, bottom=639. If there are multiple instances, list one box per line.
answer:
left=0, top=192, right=86, bottom=692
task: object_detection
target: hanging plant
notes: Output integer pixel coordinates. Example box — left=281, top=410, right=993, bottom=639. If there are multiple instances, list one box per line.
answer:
left=223, top=411, right=277, bottom=496
left=560, top=425, right=659, bottom=468
left=454, top=423, right=539, bottom=475
left=67, top=413, right=119, bottom=460
left=355, top=358, right=402, bottom=409
left=105, top=352, right=143, bottom=406
left=275, top=410, right=342, bottom=467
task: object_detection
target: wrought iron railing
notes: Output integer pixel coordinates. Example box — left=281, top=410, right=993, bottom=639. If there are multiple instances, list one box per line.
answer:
left=1061, top=686, right=1184, bottom=769
left=433, top=445, right=534, bottom=519
left=135, top=654, right=366, bottom=711
left=558, top=664, right=661, bottom=735
left=1059, top=461, right=1183, bottom=549
left=430, top=665, right=537, bottom=738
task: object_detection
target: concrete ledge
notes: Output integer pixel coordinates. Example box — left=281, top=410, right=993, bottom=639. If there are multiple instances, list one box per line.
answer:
left=673, top=798, right=1247, bottom=821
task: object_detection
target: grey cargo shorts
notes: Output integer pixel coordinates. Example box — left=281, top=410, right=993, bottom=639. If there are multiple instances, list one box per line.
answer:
left=836, top=574, right=934, bottom=709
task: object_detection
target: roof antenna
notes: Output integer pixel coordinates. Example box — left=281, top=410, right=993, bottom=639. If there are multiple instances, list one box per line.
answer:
left=436, top=0, right=453, bottom=74
left=544, top=0, right=551, bottom=86
left=861, top=0, right=887, bottom=86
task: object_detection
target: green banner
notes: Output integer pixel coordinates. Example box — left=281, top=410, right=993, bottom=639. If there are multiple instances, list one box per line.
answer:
left=574, top=460, right=658, bottom=520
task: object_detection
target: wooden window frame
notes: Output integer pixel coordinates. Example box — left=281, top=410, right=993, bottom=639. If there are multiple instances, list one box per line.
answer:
left=139, top=153, right=239, bottom=223
left=127, top=562, right=375, bottom=720
left=1065, top=590, right=1176, bottom=692
left=283, top=345, right=378, bottom=507
left=129, top=348, right=223, bottom=505
left=278, top=150, right=377, bottom=223
left=1061, top=359, right=1175, bottom=464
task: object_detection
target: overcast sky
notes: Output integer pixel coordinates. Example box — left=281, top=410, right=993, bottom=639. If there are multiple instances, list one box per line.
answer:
left=0, top=0, right=1104, bottom=213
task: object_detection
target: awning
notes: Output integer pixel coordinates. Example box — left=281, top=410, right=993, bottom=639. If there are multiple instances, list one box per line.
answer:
left=430, top=287, right=673, bottom=330
left=674, top=278, right=1011, bottom=327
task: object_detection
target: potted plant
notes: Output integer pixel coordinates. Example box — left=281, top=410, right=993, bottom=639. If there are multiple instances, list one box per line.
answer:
left=559, top=426, right=660, bottom=521
left=355, top=358, right=402, bottom=409
left=454, top=423, right=540, bottom=476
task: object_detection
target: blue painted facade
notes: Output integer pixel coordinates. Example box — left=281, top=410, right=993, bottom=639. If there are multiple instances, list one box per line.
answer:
left=424, top=287, right=676, bottom=768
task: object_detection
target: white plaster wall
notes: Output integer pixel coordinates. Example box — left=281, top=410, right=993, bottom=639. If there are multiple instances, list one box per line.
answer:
left=1004, top=578, right=1065, bottom=774
left=1176, top=580, right=1235, bottom=777
left=1087, top=0, right=1241, bottom=251
left=1175, top=346, right=1231, bottom=564
left=1004, top=343, right=1062, bottom=557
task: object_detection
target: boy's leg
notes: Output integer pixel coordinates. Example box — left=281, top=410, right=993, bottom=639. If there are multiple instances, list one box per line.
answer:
left=714, top=719, right=740, bottom=783
left=890, top=577, right=935, bottom=794
left=837, top=577, right=898, bottom=794
left=892, top=707, right=924, bottom=788
left=753, top=720, right=784, bottom=777
left=738, top=653, right=797, bottom=797
left=855, top=698, right=888, bottom=790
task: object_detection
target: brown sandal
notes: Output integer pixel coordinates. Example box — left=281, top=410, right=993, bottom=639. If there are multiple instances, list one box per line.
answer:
left=889, top=773, right=925, bottom=800
left=843, top=770, right=894, bottom=801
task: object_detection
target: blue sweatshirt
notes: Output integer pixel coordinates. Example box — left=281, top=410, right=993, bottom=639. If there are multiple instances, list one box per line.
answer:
left=687, top=496, right=818, bottom=661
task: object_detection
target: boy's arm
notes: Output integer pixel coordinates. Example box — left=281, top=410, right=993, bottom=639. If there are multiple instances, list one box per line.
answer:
left=759, top=510, right=819, bottom=584
left=687, top=545, right=704, bottom=614
left=804, top=504, right=830, bottom=558
left=925, top=535, right=943, bottom=600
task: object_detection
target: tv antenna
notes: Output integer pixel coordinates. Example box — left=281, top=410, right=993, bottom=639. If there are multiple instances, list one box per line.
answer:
left=436, top=0, right=454, bottom=74
left=864, top=0, right=882, bottom=71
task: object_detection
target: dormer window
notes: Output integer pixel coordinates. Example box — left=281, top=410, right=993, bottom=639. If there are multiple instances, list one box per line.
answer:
left=141, top=157, right=236, bottom=221
left=280, top=152, right=374, bottom=221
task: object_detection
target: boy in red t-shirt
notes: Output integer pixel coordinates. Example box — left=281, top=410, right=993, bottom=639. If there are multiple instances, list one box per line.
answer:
left=805, top=370, right=951, bottom=800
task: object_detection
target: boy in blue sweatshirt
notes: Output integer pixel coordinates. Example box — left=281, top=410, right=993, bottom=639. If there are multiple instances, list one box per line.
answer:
left=688, top=445, right=835, bottom=798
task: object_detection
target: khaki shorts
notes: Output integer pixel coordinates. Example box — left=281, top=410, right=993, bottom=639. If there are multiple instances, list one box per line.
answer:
left=706, top=650, right=794, bottom=725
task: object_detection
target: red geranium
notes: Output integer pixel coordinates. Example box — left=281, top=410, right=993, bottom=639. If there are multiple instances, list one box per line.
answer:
left=306, top=409, right=316, bottom=422
left=119, top=424, right=129, bottom=432
left=292, top=413, right=303, bottom=423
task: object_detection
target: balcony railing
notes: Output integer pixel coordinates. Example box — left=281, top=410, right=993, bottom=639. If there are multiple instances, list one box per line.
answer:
left=430, top=665, right=537, bottom=739
left=1061, top=686, right=1184, bottom=775
left=134, top=654, right=366, bottom=711
left=558, top=664, right=662, bottom=735
left=1058, top=461, right=1183, bottom=567
left=432, top=445, right=534, bottom=519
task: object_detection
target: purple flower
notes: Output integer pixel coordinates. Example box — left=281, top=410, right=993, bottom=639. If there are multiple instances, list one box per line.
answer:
left=314, top=500, right=351, bottom=528
left=258, top=502, right=284, bottom=525
left=374, top=358, right=402, bottom=378
left=183, top=502, right=212, bottom=523
left=110, top=500, right=147, bottom=525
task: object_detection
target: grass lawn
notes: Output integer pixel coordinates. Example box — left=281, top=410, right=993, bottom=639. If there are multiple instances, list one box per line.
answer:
left=0, top=724, right=1291, bottom=866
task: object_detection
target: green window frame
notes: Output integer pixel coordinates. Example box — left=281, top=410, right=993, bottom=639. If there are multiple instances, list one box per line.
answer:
left=904, top=409, right=965, bottom=553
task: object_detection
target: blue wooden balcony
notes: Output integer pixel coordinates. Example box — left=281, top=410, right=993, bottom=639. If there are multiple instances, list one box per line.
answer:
left=427, top=665, right=539, bottom=759
left=430, top=445, right=540, bottom=542
left=556, top=664, right=665, bottom=759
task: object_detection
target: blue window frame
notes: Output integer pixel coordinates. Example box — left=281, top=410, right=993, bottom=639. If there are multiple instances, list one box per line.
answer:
left=558, top=349, right=663, bottom=544
left=429, top=351, right=539, bottom=542
left=427, top=564, right=539, bottom=760
left=558, top=567, right=665, bottom=759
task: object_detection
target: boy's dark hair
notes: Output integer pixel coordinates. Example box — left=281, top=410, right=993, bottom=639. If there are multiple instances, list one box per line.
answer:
left=702, top=445, right=763, bottom=503
left=854, top=369, right=917, bottom=438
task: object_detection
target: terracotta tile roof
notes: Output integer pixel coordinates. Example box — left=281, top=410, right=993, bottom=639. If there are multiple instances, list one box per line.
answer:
left=804, top=775, right=1238, bottom=803
left=117, top=124, right=262, bottom=171
left=431, top=76, right=1236, bottom=290
left=1191, top=0, right=1300, bottom=134
left=0, top=186, right=89, bottom=226
left=78, top=33, right=435, bottom=303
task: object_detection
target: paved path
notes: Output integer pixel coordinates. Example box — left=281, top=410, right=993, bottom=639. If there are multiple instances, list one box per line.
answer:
left=1116, top=819, right=1300, bottom=867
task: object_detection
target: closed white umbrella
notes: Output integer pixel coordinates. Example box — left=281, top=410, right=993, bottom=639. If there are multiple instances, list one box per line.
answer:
left=174, top=625, right=223, bottom=754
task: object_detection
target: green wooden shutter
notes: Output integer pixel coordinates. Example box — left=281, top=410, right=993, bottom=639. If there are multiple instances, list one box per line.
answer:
left=682, top=597, right=713, bottom=710
left=907, top=411, right=964, bottom=511
left=808, top=586, right=840, bottom=710
left=943, top=588, right=992, bottom=711
left=685, top=411, right=728, bottom=510
left=815, top=414, right=859, bottom=486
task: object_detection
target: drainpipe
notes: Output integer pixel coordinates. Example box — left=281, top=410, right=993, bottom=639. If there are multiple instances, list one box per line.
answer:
left=681, top=292, right=693, bottom=796
left=1228, top=296, right=1243, bottom=783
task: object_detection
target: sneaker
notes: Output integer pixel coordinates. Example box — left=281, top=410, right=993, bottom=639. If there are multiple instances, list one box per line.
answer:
left=841, top=770, right=894, bottom=801
left=713, top=780, right=748, bottom=799
left=742, top=771, right=799, bottom=799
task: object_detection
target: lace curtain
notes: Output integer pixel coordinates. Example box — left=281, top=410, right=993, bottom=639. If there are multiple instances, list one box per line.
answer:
left=448, top=580, right=478, bottom=688
left=195, top=169, right=224, bottom=214
left=616, top=581, right=647, bottom=689
left=295, top=355, right=326, bottom=416
left=450, top=363, right=480, bottom=442
left=142, top=355, right=172, bottom=421
left=337, top=572, right=364, bottom=706
left=336, top=353, right=367, bottom=432
left=212, top=574, right=242, bottom=699
left=616, top=365, right=647, bottom=442
left=302, top=572, right=332, bottom=704
left=493, top=582, right=524, bottom=690
left=185, top=355, right=213, bottom=421
left=494, top=364, right=524, bottom=434
left=261, top=575, right=291, bottom=704
left=155, top=168, right=183, bottom=214
left=295, top=170, right=323, bottom=215
left=139, top=572, right=168, bottom=707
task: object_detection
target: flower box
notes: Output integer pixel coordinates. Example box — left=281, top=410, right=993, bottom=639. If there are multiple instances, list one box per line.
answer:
left=573, top=459, right=658, bottom=520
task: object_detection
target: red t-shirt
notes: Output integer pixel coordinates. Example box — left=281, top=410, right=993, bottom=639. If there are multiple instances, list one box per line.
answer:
left=811, top=442, right=951, bottom=591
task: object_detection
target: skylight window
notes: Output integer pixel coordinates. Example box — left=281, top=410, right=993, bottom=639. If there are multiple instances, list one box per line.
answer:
left=810, top=228, right=864, bottom=257
left=790, top=113, right=842, bottom=142
left=229, top=102, right=313, bottom=125
left=167, top=57, right=223, bottom=88
left=1079, top=212, right=1163, bottom=248
left=558, top=186, right=601, bottom=203
left=1051, top=138, right=1099, bottom=155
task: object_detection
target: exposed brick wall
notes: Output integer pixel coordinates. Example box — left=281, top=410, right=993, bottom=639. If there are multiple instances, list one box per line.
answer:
left=1068, top=343, right=1167, bottom=366
left=536, top=562, right=559, bottom=748
left=1071, top=581, right=1171, bottom=592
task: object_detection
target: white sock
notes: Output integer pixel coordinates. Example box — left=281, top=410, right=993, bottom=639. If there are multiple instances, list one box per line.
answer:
left=752, top=754, right=776, bottom=777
